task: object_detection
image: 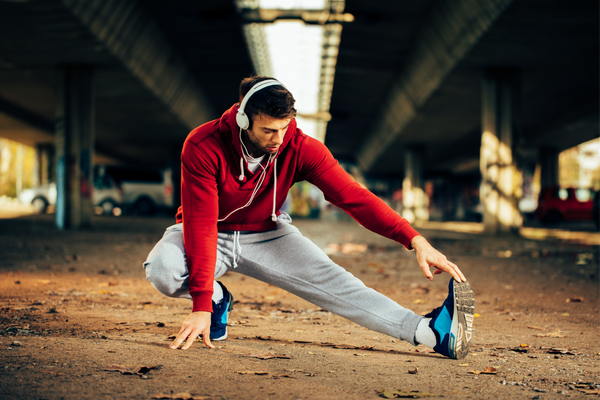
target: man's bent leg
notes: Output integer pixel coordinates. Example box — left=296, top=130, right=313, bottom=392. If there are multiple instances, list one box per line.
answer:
left=143, top=224, right=229, bottom=300
left=231, top=223, right=423, bottom=345
left=143, top=224, right=192, bottom=299
left=143, top=224, right=233, bottom=341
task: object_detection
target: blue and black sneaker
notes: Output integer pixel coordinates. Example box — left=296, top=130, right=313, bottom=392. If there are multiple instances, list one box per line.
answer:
left=210, top=281, right=234, bottom=341
left=425, top=278, right=475, bottom=359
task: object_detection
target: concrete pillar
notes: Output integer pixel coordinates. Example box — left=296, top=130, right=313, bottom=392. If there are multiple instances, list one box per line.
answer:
left=539, top=147, right=559, bottom=190
left=480, top=69, right=523, bottom=234
left=55, top=66, right=95, bottom=229
left=402, top=148, right=428, bottom=223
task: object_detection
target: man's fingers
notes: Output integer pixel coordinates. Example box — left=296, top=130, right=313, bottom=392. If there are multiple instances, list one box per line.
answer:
left=444, top=260, right=465, bottom=282
left=170, top=327, right=190, bottom=349
left=419, top=261, right=433, bottom=281
left=448, top=261, right=467, bottom=282
left=181, top=329, right=201, bottom=350
left=202, top=328, right=214, bottom=349
left=446, top=263, right=464, bottom=282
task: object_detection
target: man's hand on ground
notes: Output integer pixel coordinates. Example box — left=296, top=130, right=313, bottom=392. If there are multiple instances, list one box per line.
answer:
left=170, top=311, right=214, bottom=350
left=410, top=235, right=466, bottom=282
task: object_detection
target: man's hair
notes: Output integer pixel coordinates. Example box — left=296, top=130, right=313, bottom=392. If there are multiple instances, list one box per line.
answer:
left=239, top=75, right=296, bottom=130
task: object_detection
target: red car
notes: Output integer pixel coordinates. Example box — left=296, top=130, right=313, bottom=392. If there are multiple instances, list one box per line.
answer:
left=536, top=187, right=596, bottom=224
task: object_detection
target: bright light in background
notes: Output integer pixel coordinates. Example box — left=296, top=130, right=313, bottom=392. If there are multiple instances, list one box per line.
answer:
left=260, top=0, right=325, bottom=9
left=263, top=21, right=322, bottom=138
left=237, top=0, right=344, bottom=141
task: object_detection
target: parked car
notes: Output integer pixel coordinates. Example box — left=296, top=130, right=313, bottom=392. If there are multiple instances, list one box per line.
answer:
left=535, top=186, right=596, bottom=224
left=18, top=175, right=123, bottom=216
left=95, top=165, right=174, bottom=215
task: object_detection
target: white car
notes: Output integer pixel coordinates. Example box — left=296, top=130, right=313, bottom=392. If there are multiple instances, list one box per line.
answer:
left=95, top=165, right=174, bottom=215
left=18, top=175, right=123, bottom=216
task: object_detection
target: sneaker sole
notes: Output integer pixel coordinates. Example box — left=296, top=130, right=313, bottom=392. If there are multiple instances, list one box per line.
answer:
left=451, top=280, right=475, bottom=359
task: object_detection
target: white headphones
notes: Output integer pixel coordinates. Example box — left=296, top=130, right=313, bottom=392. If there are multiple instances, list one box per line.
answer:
left=236, top=79, right=284, bottom=130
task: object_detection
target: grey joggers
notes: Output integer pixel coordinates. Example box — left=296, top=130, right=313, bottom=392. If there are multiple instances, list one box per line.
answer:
left=143, top=215, right=424, bottom=345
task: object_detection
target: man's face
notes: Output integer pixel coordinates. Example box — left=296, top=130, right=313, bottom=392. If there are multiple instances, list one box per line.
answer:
left=244, top=113, right=291, bottom=157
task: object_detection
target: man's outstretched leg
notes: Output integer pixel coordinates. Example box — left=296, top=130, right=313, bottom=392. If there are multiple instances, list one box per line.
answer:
left=229, top=222, right=476, bottom=359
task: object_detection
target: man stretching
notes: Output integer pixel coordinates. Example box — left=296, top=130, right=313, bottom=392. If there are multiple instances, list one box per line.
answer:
left=144, top=76, right=475, bottom=359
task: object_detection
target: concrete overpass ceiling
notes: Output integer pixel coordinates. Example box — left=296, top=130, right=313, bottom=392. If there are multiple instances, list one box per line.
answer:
left=0, top=0, right=596, bottom=174
left=325, top=0, right=435, bottom=159
left=140, top=0, right=255, bottom=116
left=326, top=0, right=599, bottom=176
left=0, top=0, right=257, bottom=168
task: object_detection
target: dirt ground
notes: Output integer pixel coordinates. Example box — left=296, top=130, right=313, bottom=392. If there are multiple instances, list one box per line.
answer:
left=0, top=208, right=598, bottom=400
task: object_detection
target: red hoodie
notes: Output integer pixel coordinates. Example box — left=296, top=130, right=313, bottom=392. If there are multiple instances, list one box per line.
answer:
left=176, top=104, right=420, bottom=312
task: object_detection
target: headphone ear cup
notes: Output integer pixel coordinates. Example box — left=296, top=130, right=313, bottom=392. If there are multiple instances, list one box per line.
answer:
left=236, top=111, right=249, bottom=130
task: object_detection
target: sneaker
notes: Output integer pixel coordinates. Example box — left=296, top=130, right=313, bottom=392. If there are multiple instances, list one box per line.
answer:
left=425, top=278, right=475, bottom=359
left=210, top=281, right=234, bottom=341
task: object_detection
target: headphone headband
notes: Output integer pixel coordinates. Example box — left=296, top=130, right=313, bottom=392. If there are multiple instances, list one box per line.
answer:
left=236, top=79, right=284, bottom=130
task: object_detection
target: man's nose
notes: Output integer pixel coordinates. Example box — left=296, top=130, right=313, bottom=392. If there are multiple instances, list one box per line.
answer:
left=273, top=130, right=285, bottom=144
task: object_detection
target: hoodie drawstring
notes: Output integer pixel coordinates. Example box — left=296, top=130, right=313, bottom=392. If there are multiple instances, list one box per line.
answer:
left=232, top=231, right=241, bottom=268
left=220, top=127, right=279, bottom=224
left=238, top=157, right=245, bottom=181
left=271, top=158, right=278, bottom=222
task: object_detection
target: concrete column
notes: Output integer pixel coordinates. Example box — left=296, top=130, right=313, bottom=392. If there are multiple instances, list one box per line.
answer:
left=539, top=147, right=559, bottom=190
left=402, top=148, right=428, bottom=223
left=480, top=69, right=523, bottom=234
left=55, top=66, right=95, bottom=229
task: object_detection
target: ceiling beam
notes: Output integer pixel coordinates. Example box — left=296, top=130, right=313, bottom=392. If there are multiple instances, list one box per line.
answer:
left=62, top=0, right=215, bottom=129
left=356, top=0, right=515, bottom=171
left=0, top=96, right=54, bottom=134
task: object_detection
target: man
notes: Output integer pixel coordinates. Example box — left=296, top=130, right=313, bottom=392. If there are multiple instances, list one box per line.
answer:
left=144, top=76, right=475, bottom=359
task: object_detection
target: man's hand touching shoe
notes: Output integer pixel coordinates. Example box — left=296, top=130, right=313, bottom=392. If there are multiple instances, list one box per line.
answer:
left=410, top=235, right=466, bottom=282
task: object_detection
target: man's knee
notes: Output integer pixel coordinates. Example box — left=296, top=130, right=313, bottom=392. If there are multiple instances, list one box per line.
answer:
left=143, top=252, right=188, bottom=298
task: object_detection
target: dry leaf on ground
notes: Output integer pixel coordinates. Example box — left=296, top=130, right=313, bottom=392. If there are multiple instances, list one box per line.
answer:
left=273, top=374, right=295, bottom=378
left=151, top=393, right=211, bottom=400
left=535, top=331, right=566, bottom=338
left=242, top=352, right=292, bottom=360
left=319, top=342, right=374, bottom=350
left=469, top=367, right=498, bottom=375
left=378, top=389, right=440, bottom=398
left=414, top=348, right=435, bottom=353
left=577, top=389, right=600, bottom=395
left=103, top=364, right=162, bottom=376
left=510, top=346, right=529, bottom=353
left=237, top=371, right=269, bottom=375
left=565, top=297, right=585, bottom=303
left=544, top=348, right=581, bottom=355
left=255, top=336, right=273, bottom=340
